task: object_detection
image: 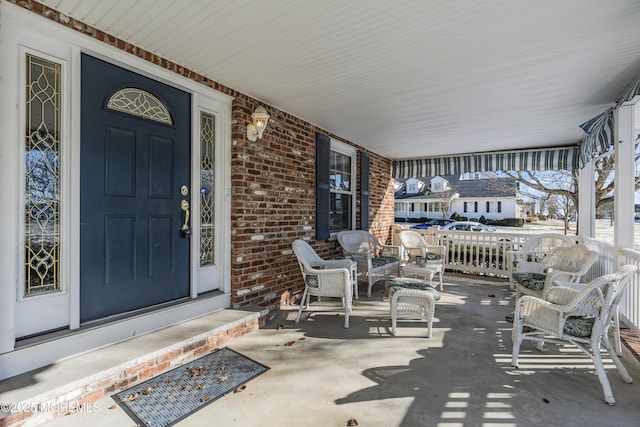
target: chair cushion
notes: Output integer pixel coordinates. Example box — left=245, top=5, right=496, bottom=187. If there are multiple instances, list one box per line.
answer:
left=513, top=272, right=547, bottom=291
left=388, top=277, right=440, bottom=301
left=305, top=275, right=319, bottom=288
left=563, top=316, right=595, bottom=337
left=372, top=255, right=399, bottom=268
left=504, top=311, right=594, bottom=338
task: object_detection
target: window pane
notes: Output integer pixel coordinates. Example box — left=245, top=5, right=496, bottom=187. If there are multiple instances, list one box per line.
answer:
left=107, top=88, right=173, bottom=124
left=330, top=151, right=351, bottom=191
left=199, top=112, right=215, bottom=267
left=24, top=54, right=61, bottom=296
left=330, top=193, right=352, bottom=232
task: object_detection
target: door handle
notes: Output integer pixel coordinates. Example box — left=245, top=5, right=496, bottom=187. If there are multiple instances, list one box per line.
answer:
left=181, top=199, right=191, bottom=237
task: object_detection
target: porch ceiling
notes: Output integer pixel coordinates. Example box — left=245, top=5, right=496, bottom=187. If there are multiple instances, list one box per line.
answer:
left=40, top=0, right=640, bottom=159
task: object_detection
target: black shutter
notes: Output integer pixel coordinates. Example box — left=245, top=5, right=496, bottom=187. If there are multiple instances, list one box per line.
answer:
left=486, top=201, right=490, bottom=212
left=463, top=202, right=467, bottom=213
left=498, top=201, right=502, bottom=213
left=474, top=201, right=478, bottom=213
left=360, top=151, right=370, bottom=231
left=316, top=133, right=331, bottom=240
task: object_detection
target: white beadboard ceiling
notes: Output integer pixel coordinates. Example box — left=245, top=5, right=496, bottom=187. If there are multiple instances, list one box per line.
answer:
left=40, top=0, right=640, bottom=159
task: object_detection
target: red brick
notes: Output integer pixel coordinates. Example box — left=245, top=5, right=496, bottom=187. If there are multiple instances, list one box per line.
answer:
left=105, top=378, right=136, bottom=394
left=124, top=360, right=153, bottom=377
left=156, top=349, right=182, bottom=364
left=194, top=343, right=217, bottom=357
left=183, top=339, right=206, bottom=353
left=78, top=390, right=104, bottom=405
left=140, top=361, right=169, bottom=380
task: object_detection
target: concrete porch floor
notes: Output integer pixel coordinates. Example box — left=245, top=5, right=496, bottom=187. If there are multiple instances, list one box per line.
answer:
left=4, top=276, right=640, bottom=427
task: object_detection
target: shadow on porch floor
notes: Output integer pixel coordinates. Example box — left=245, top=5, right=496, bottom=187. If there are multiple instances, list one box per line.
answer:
left=4, top=276, right=640, bottom=427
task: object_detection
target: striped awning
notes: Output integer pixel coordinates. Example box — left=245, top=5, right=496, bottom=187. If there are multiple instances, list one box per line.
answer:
left=578, top=75, right=640, bottom=167
left=578, top=109, right=615, bottom=167
left=393, top=146, right=578, bottom=179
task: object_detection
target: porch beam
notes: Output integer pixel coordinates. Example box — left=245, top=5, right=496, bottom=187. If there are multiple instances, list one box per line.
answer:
left=614, top=103, right=636, bottom=250
left=578, top=160, right=596, bottom=237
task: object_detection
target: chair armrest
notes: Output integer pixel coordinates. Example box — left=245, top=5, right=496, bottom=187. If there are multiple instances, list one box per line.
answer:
left=322, top=259, right=356, bottom=270
left=543, top=285, right=581, bottom=304
left=425, top=245, right=446, bottom=255
left=513, top=260, right=547, bottom=274
left=379, top=244, right=400, bottom=257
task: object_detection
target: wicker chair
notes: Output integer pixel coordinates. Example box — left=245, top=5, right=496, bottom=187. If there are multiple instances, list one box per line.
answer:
left=506, top=234, right=575, bottom=289
left=512, top=243, right=597, bottom=300
left=511, top=264, right=637, bottom=405
left=337, top=230, right=400, bottom=297
left=397, top=229, right=446, bottom=265
left=292, top=240, right=356, bottom=328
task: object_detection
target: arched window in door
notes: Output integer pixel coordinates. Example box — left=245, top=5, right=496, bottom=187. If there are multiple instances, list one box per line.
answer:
left=106, top=88, right=173, bottom=125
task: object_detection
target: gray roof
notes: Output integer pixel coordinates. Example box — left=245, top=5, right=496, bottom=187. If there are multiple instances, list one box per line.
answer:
left=395, top=176, right=517, bottom=200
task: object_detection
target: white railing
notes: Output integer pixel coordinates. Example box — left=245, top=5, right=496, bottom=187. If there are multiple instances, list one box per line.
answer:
left=619, top=248, right=640, bottom=336
left=391, top=225, right=640, bottom=334
left=393, top=226, right=542, bottom=277
left=577, top=236, right=617, bottom=281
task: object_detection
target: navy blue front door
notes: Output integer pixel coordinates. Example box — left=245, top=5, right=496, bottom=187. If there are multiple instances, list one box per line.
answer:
left=80, top=54, right=191, bottom=323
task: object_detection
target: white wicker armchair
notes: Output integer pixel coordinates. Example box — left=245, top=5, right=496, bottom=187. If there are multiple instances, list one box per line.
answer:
left=337, top=230, right=401, bottom=297
left=512, top=243, right=598, bottom=300
left=397, top=229, right=446, bottom=265
left=292, top=239, right=356, bottom=328
left=511, top=264, right=637, bottom=405
left=506, top=234, right=575, bottom=289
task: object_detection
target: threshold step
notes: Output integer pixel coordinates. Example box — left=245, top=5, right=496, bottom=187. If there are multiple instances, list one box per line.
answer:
left=0, top=306, right=265, bottom=427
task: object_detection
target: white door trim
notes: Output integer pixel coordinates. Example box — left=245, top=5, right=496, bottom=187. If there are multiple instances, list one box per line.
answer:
left=0, top=2, right=233, bottom=356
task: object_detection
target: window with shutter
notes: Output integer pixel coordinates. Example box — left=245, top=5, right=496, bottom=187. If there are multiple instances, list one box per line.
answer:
left=316, top=133, right=357, bottom=239
left=315, top=133, right=331, bottom=240
left=360, top=151, right=370, bottom=231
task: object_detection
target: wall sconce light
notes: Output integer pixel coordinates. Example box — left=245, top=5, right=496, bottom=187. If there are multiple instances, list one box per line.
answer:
left=246, top=106, right=270, bottom=141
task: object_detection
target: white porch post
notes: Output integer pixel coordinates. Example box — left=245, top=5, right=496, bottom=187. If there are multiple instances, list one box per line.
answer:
left=578, top=160, right=596, bottom=237
left=614, top=103, right=636, bottom=250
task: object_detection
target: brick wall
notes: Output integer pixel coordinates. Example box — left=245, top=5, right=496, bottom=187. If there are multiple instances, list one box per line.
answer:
left=11, top=0, right=396, bottom=311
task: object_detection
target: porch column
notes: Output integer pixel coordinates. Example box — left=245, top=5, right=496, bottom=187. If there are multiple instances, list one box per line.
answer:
left=577, top=160, right=596, bottom=237
left=614, top=103, right=636, bottom=250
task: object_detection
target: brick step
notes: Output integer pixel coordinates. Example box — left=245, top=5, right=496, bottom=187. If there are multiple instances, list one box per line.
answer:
left=0, top=307, right=265, bottom=427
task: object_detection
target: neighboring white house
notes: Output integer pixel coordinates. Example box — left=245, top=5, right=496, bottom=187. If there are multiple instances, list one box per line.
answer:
left=394, top=172, right=520, bottom=221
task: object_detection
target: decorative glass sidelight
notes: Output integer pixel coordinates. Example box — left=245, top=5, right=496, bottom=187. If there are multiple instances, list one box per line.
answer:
left=24, top=54, right=61, bottom=296
left=199, top=112, right=215, bottom=267
left=106, top=88, right=173, bottom=124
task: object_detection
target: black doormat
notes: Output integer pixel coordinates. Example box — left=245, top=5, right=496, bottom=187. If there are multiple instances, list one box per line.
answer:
left=113, top=347, right=269, bottom=427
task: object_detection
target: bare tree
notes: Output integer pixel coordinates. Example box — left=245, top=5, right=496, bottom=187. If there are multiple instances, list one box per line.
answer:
left=502, top=150, right=640, bottom=224
left=545, top=194, right=576, bottom=234
left=439, top=189, right=459, bottom=219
